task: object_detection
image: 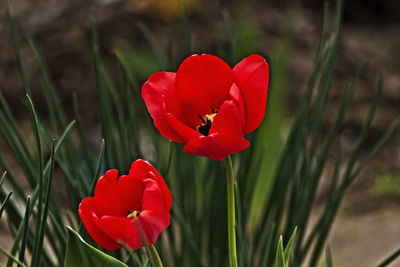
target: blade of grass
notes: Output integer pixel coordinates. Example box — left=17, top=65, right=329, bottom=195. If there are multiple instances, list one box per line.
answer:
left=0, top=191, right=13, bottom=218
left=259, top=222, right=276, bottom=267
left=376, top=248, right=400, bottom=267
left=79, top=139, right=105, bottom=233
left=0, top=171, right=6, bottom=188
left=26, top=93, right=45, bottom=267
left=18, top=197, right=31, bottom=264
left=32, top=140, right=56, bottom=267
left=0, top=247, right=27, bottom=267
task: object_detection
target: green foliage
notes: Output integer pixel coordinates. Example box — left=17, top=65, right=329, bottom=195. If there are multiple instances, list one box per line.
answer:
left=0, top=0, right=399, bottom=266
left=64, top=227, right=128, bottom=267
left=275, top=227, right=297, bottom=267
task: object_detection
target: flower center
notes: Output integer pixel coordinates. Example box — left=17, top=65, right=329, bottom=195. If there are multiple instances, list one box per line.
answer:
left=197, top=107, right=218, bottom=136
left=127, top=207, right=141, bottom=219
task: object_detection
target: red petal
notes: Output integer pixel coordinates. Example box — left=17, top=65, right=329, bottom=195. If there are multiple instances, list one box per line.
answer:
left=183, top=133, right=249, bottom=161
left=129, top=160, right=172, bottom=212
left=233, top=55, right=269, bottom=134
left=115, top=175, right=144, bottom=213
left=94, top=170, right=127, bottom=217
left=165, top=113, right=201, bottom=143
left=78, top=197, right=121, bottom=250
left=138, top=210, right=170, bottom=245
left=142, top=72, right=185, bottom=142
left=141, top=178, right=164, bottom=211
left=209, top=99, right=243, bottom=136
left=174, top=54, right=236, bottom=128
left=97, top=216, right=144, bottom=250
left=229, top=83, right=246, bottom=128
left=97, top=210, right=170, bottom=250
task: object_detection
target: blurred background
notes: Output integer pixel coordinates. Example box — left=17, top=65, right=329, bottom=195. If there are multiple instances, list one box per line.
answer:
left=0, top=0, right=399, bottom=266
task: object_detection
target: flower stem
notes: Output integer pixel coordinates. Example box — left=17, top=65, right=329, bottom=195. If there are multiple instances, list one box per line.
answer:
left=225, top=156, right=238, bottom=267
left=148, top=244, right=163, bottom=267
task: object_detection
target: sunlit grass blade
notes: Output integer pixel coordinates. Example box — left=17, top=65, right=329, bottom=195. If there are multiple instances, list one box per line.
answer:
left=32, top=140, right=56, bottom=267
left=0, top=171, right=6, bottom=188
left=308, top=72, right=383, bottom=267
left=18, top=197, right=31, bottom=264
left=283, top=227, right=297, bottom=265
left=43, top=120, right=76, bottom=175
left=351, top=118, right=400, bottom=179
left=0, top=190, right=13, bottom=218
left=0, top=247, right=27, bottom=267
left=4, top=180, right=54, bottom=267
left=342, top=72, right=383, bottom=187
left=26, top=93, right=45, bottom=267
left=275, top=236, right=285, bottom=267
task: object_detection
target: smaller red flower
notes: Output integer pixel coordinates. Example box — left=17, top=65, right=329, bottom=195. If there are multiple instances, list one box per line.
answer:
left=142, top=54, right=269, bottom=161
left=78, top=160, right=172, bottom=250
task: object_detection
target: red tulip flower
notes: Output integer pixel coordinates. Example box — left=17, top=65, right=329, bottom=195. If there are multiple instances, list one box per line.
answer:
left=78, top=160, right=172, bottom=250
left=142, top=54, right=269, bottom=161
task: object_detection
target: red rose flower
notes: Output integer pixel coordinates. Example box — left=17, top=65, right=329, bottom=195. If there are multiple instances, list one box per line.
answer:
left=78, top=160, right=172, bottom=250
left=142, top=54, right=269, bottom=161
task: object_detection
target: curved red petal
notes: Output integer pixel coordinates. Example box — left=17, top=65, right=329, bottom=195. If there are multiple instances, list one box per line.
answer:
left=94, top=170, right=128, bottom=217
left=165, top=113, right=201, bottom=143
left=78, top=197, right=121, bottom=250
left=141, top=178, right=164, bottom=211
left=138, top=210, right=170, bottom=245
left=115, top=175, right=144, bottom=213
left=175, top=54, right=236, bottom=128
left=129, top=160, right=172, bottom=212
left=233, top=55, right=269, bottom=134
left=142, top=72, right=185, bottom=142
left=209, top=99, right=243, bottom=136
left=229, top=83, right=246, bottom=128
left=97, top=216, right=144, bottom=250
left=183, top=133, right=249, bottom=161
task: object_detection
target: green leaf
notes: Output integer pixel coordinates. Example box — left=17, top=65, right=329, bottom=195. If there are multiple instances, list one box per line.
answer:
left=64, top=227, right=128, bottom=267
left=283, top=227, right=297, bottom=265
left=275, top=236, right=285, bottom=267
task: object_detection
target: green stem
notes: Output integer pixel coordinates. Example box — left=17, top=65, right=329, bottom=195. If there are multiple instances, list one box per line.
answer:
left=225, top=156, right=238, bottom=267
left=148, top=244, right=163, bottom=267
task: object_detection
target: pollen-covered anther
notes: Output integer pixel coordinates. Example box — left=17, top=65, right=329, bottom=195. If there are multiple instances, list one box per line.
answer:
left=127, top=210, right=140, bottom=219
left=196, top=110, right=218, bottom=136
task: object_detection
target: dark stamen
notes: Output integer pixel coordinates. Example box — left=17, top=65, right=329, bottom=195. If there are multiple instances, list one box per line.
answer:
left=198, top=122, right=211, bottom=136
left=199, top=114, right=206, bottom=123
left=211, top=106, right=215, bottom=113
